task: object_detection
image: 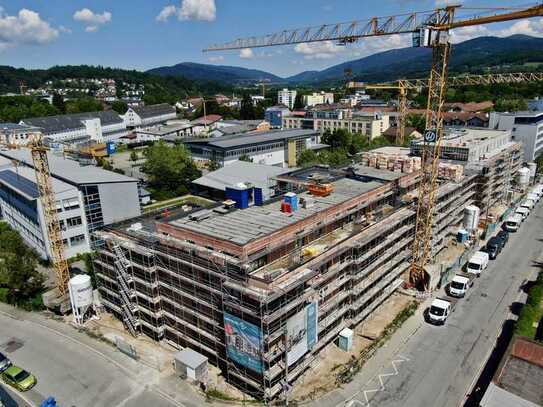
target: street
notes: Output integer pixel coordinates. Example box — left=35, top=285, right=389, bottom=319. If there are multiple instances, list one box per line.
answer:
left=0, top=310, right=179, bottom=407
left=333, top=200, right=543, bottom=407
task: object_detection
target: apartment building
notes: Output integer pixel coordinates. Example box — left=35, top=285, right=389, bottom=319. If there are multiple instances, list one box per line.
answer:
left=93, top=156, right=480, bottom=400
left=278, top=89, right=297, bottom=110
left=283, top=109, right=390, bottom=140
left=489, top=111, right=543, bottom=161
left=303, top=92, right=334, bottom=107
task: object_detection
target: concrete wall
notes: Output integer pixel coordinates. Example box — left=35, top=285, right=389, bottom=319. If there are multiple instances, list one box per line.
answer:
left=98, top=182, right=141, bottom=225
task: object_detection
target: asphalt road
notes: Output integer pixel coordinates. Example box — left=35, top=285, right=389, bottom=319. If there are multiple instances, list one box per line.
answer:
left=343, top=201, right=543, bottom=407
left=0, top=312, right=178, bottom=407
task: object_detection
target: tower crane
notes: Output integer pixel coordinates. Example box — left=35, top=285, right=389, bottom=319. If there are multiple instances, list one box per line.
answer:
left=204, top=3, right=543, bottom=291
left=348, top=72, right=543, bottom=144
left=2, top=134, right=71, bottom=298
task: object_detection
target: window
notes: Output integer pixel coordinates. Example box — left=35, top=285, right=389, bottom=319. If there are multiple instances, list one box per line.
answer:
left=63, top=199, right=80, bottom=211
left=70, top=234, right=86, bottom=246
left=66, top=216, right=82, bottom=228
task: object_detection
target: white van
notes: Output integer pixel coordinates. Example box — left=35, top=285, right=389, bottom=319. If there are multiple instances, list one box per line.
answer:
left=466, top=251, right=489, bottom=276
left=516, top=206, right=530, bottom=220
left=527, top=193, right=539, bottom=203
left=504, top=214, right=522, bottom=232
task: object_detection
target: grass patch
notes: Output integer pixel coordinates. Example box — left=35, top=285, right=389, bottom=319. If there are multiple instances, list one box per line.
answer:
left=335, top=301, right=419, bottom=385
left=515, top=272, right=543, bottom=341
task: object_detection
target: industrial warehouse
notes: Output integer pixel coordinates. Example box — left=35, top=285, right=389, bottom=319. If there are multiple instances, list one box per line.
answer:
left=90, top=128, right=523, bottom=399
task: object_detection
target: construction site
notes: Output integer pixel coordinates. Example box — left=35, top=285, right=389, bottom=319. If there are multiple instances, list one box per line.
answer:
left=89, top=125, right=522, bottom=400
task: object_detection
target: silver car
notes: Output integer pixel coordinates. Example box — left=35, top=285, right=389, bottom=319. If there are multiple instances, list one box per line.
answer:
left=0, top=352, right=11, bottom=373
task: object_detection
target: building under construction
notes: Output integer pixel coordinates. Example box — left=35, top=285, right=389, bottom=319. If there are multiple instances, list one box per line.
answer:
left=92, top=144, right=498, bottom=399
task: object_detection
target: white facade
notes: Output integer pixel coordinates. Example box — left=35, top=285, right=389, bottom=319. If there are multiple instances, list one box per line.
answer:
left=0, top=167, right=91, bottom=260
left=278, top=89, right=297, bottom=110
left=223, top=149, right=285, bottom=167
left=0, top=124, right=41, bottom=146
left=83, top=118, right=103, bottom=143
left=303, top=92, right=334, bottom=107
left=489, top=112, right=543, bottom=161
left=251, top=95, right=265, bottom=106
left=122, top=105, right=177, bottom=128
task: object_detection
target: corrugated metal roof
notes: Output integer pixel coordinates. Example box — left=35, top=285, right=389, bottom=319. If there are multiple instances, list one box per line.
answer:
left=22, top=111, right=123, bottom=133
left=132, top=103, right=175, bottom=119
left=206, top=129, right=316, bottom=149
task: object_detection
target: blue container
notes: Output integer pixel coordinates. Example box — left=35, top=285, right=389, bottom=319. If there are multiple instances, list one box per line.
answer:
left=254, top=188, right=263, bottom=206
left=226, top=186, right=250, bottom=209
left=457, top=229, right=469, bottom=243
left=284, top=192, right=298, bottom=212
left=106, top=142, right=116, bottom=155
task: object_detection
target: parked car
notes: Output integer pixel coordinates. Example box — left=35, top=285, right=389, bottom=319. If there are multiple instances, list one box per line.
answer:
left=496, top=230, right=509, bottom=247
left=485, top=237, right=503, bottom=260
left=0, top=352, right=10, bottom=373
left=1, top=366, right=37, bottom=392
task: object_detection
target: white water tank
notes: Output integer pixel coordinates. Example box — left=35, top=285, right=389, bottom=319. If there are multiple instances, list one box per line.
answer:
left=463, top=205, right=480, bottom=231
left=519, top=167, right=531, bottom=186
left=528, top=162, right=537, bottom=179
left=69, top=274, right=93, bottom=310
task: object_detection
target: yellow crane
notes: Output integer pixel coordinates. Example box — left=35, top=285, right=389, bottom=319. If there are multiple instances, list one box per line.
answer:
left=204, top=4, right=543, bottom=292
left=348, top=72, right=543, bottom=144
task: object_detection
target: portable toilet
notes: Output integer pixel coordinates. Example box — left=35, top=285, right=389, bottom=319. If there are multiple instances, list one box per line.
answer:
left=254, top=187, right=264, bottom=206
left=284, top=192, right=299, bottom=211
left=225, top=183, right=251, bottom=209
left=457, top=228, right=469, bottom=243
left=338, top=328, right=354, bottom=351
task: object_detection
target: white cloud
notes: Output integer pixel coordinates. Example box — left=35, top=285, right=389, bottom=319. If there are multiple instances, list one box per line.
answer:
left=59, top=25, right=72, bottom=34
left=451, top=18, right=543, bottom=43
left=239, top=48, right=254, bottom=59
left=156, top=0, right=216, bottom=22
left=435, top=0, right=464, bottom=6
left=0, top=8, right=59, bottom=50
left=156, top=5, right=177, bottom=22
left=294, top=41, right=344, bottom=59
left=73, top=8, right=111, bottom=32
left=208, top=55, right=224, bottom=62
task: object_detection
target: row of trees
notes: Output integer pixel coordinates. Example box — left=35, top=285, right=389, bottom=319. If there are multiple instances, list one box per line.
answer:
left=0, top=223, right=45, bottom=310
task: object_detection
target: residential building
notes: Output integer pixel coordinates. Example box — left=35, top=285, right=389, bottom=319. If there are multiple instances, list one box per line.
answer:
left=265, top=106, right=290, bottom=128
left=184, top=129, right=321, bottom=167
left=303, top=92, right=334, bottom=107
left=410, top=128, right=523, bottom=213
left=480, top=336, right=543, bottom=407
left=191, top=161, right=291, bottom=201
left=21, top=111, right=128, bottom=144
left=489, top=111, right=543, bottom=161
left=278, top=89, right=297, bottom=109
left=0, top=123, right=42, bottom=146
left=340, top=91, right=370, bottom=107
left=251, top=95, right=265, bottom=106
left=0, top=161, right=91, bottom=259
left=93, top=159, right=478, bottom=400
left=0, top=150, right=142, bottom=245
left=122, top=104, right=177, bottom=128
left=283, top=109, right=390, bottom=140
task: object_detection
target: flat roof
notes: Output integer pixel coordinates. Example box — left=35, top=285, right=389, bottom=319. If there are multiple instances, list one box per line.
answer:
left=170, top=177, right=384, bottom=245
left=370, top=146, right=411, bottom=156
left=0, top=149, right=138, bottom=186
left=413, top=128, right=510, bottom=148
left=349, top=164, right=405, bottom=182
left=192, top=161, right=291, bottom=192
left=0, top=167, right=75, bottom=200
left=205, top=129, right=316, bottom=149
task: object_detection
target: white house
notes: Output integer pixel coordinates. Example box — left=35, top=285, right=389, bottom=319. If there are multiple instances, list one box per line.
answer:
left=122, top=104, right=177, bottom=128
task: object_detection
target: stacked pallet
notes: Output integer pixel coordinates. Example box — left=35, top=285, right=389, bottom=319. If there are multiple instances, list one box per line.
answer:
left=360, top=152, right=461, bottom=181
left=438, top=163, right=464, bottom=182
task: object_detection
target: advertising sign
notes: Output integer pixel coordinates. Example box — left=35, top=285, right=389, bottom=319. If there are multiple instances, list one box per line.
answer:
left=286, top=302, right=319, bottom=366
left=106, top=141, right=117, bottom=155
left=224, top=313, right=263, bottom=373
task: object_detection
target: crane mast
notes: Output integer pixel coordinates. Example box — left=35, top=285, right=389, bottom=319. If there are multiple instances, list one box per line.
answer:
left=205, top=3, right=543, bottom=291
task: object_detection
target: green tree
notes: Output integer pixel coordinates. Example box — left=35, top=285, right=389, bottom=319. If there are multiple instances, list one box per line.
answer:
left=111, top=100, right=128, bottom=114
left=406, top=114, right=426, bottom=133
left=238, top=153, right=253, bottom=162
left=207, top=159, right=221, bottom=171
left=239, top=94, right=256, bottom=120
left=298, top=149, right=319, bottom=167
left=130, top=150, right=139, bottom=163
left=0, top=223, right=44, bottom=309
left=65, top=97, right=103, bottom=114
left=322, top=129, right=353, bottom=150
left=293, top=93, right=304, bottom=110
left=141, top=141, right=201, bottom=200
left=52, top=93, right=66, bottom=114
left=495, top=98, right=528, bottom=112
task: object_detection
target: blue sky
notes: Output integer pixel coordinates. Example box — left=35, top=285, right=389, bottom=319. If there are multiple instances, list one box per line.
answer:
left=1, top=0, right=542, bottom=77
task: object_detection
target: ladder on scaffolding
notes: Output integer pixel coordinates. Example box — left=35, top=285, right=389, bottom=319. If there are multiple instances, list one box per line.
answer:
left=111, top=242, right=140, bottom=337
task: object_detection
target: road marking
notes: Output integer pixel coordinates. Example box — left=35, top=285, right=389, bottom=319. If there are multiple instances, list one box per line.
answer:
left=344, top=355, right=410, bottom=406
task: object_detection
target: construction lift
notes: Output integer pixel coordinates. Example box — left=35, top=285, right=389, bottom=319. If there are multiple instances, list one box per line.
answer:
left=204, top=3, right=543, bottom=292
left=348, top=72, right=543, bottom=144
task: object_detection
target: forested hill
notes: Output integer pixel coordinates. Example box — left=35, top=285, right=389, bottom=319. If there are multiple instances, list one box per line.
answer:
left=0, top=65, right=230, bottom=103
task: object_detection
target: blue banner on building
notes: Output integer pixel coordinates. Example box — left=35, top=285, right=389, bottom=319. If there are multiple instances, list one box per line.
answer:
left=224, top=313, right=263, bottom=373
left=106, top=142, right=116, bottom=155
left=306, top=301, right=318, bottom=349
